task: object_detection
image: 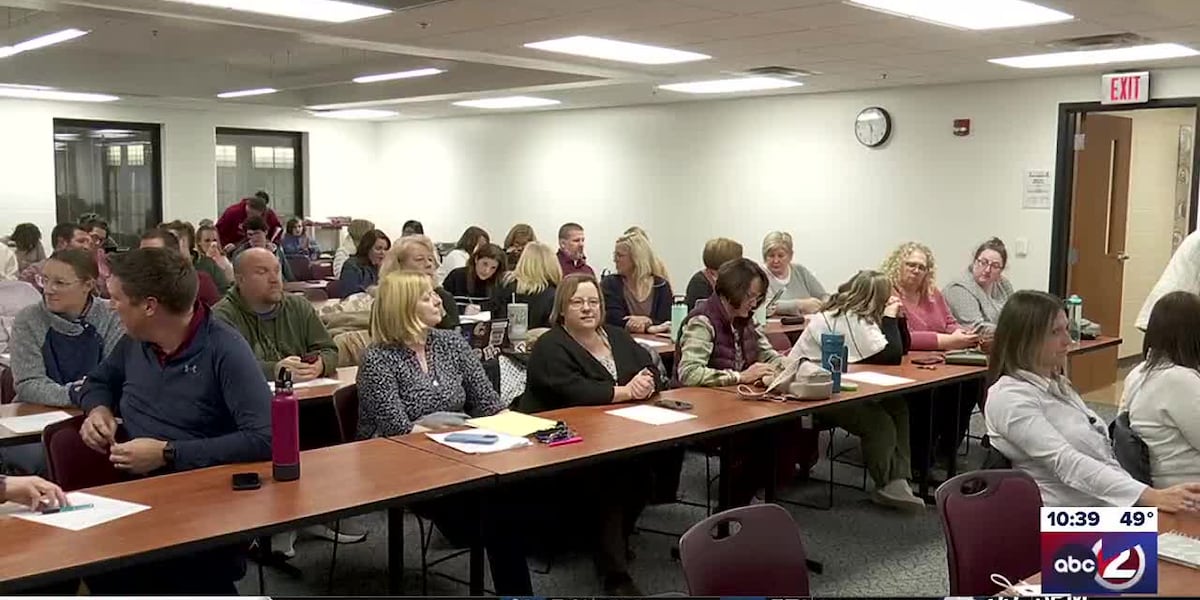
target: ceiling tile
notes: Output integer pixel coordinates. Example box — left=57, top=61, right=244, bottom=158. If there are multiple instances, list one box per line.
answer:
left=691, top=28, right=854, bottom=57
left=672, top=0, right=835, bottom=14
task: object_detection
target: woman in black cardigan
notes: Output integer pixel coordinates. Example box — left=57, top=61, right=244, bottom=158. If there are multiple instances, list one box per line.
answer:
left=523, top=273, right=664, bottom=596
left=601, top=231, right=673, bottom=333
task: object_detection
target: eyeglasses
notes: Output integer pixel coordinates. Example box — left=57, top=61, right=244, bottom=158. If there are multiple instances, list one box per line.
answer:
left=37, top=275, right=82, bottom=291
left=903, top=261, right=929, bottom=273
left=975, top=258, right=1005, bottom=272
left=569, top=298, right=602, bottom=309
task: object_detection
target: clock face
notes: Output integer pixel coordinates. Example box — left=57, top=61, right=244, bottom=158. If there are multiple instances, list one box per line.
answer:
left=855, top=106, right=891, bottom=147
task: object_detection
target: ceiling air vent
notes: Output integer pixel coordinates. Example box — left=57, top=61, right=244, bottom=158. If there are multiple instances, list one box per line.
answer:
left=1044, top=32, right=1148, bottom=51
left=742, top=66, right=821, bottom=79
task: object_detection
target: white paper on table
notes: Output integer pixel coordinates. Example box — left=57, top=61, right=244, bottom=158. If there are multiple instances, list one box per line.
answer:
left=459, top=311, right=492, bottom=323
left=12, top=492, right=149, bottom=531
left=635, top=338, right=670, bottom=348
left=0, top=410, right=74, bottom=434
left=268, top=377, right=341, bottom=392
left=606, top=404, right=697, bottom=426
left=426, top=428, right=531, bottom=454
left=842, top=371, right=916, bottom=387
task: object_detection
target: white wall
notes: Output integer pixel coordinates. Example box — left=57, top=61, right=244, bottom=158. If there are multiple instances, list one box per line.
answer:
left=374, top=67, right=1200, bottom=298
left=1108, top=107, right=1196, bottom=358
left=0, top=99, right=378, bottom=243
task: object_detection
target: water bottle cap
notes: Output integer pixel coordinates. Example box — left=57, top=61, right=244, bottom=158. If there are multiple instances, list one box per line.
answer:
left=275, top=367, right=293, bottom=391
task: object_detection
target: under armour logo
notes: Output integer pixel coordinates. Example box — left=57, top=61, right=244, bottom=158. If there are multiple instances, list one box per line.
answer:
left=183, top=364, right=198, bottom=374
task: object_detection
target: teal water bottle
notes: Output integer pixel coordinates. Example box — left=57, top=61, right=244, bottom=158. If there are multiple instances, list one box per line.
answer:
left=1066, top=295, right=1083, bottom=343
left=670, top=296, right=687, bottom=342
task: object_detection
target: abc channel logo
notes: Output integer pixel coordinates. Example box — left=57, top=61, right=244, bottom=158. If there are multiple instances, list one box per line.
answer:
left=1041, top=531, right=1157, bottom=594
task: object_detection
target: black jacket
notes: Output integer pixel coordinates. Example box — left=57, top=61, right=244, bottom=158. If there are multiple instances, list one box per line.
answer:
left=492, top=280, right=556, bottom=330
left=522, top=324, right=661, bottom=413
left=684, top=271, right=713, bottom=311
left=443, top=267, right=498, bottom=313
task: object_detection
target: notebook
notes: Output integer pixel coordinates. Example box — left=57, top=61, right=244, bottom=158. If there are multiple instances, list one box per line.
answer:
left=1159, top=531, right=1200, bottom=569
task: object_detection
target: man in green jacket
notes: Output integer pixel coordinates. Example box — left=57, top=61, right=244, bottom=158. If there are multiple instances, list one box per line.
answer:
left=213, top=247, right=363, bottom=553
left=214, top=248, right=337, bottom=381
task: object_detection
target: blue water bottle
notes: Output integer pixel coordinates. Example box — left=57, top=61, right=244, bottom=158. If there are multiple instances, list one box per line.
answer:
left=821, top=332, right=849, bottom=393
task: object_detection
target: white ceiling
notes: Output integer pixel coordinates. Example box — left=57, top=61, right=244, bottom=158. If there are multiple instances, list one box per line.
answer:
left=2, top=0, right=1200, bottom=119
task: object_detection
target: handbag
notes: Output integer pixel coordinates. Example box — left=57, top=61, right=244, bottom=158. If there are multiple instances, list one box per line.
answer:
left=1110, top=382, right=1153, bottom=485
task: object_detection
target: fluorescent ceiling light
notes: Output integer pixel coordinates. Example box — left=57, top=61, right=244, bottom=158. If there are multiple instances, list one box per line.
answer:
left=0, top=85, right=117, bottom=102
left=217, top=87, right=277, bottom=98
left=353, top=68, right=445, bottom=84
left=524, top=35, right=710, bottom=65
left=160, top=0, right=390, bottom=23
left=658, top=77, right=803, bottom=94
left=990, top=43, right=1200, bottom=69
left=310, top=108, right=398, bottom=119
left=845, top=0, right=1072, bottom=30
left=453, top=96, right=561, bottom=109
left=0, top=28, right=89, bottom=59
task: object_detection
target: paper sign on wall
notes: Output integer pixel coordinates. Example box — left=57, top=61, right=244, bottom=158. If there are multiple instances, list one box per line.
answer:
left=1023, top=168, right=1053, bottom=209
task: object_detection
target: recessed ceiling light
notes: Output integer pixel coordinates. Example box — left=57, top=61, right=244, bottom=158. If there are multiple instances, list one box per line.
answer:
left=0, top=85, right=117, bottom=102
left=845, top=0, right=1072, bottom=30
left=453, top=96, right=561, bottom=109
left=658, top=77, right=803, bottom=94
left=990, top=43, right=1200, bottom=68
left=352, top=68, right=445, bottom=84
left=160, top=0, right=390, bottom=23
left=524, top=35, right=710, bottom=65
left=217, top=87, right=278, bottom=98
left=310, top=108, right=399, bottom=119
left=0, top=28, right=89, bottom=59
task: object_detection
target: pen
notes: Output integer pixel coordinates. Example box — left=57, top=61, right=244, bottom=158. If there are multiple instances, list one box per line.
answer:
left=40, top=503, right=92, bottom=515
left=547, top=436, right=583, bottom=447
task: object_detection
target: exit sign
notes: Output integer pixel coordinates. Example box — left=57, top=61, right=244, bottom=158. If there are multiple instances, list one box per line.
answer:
left=1102, top=71, right=1150, bottom=105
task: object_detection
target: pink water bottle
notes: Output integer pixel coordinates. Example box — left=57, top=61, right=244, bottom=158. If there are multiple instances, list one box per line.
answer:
left=271, top=368, right=300, bottom=481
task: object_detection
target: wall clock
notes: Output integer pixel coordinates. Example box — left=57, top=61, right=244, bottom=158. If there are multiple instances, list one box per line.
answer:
left=855, top=106, right=892, bottom=148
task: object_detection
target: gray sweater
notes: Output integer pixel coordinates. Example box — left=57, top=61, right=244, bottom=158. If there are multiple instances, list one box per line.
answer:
left=767, top=263, right=827, bottom=316
left=10, top=298, right=124, bottom=407
left=942, top=269, right=1014, bottom=334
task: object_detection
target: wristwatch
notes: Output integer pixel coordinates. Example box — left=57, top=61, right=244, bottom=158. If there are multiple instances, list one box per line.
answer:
left=162, top=442, right=176, bottom=468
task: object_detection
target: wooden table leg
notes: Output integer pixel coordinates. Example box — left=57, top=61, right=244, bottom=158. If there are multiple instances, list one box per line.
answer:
left=387, top=506, right=404, bottom=594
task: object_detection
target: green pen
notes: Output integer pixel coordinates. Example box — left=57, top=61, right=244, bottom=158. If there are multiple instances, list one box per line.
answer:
left=40, top=503, right=92, bottom=515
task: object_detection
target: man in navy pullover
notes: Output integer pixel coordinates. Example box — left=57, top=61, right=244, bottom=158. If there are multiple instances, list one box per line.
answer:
left=79, top=247, right=271, bottom=594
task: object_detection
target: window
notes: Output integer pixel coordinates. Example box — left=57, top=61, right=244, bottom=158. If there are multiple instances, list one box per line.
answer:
left=215, top=144, right=237, bottom=168
left=217, top=128, right=303, bottom=216
left=54, top=119, right=162, bottom=250
left=126, top=144, right=145, bottom=167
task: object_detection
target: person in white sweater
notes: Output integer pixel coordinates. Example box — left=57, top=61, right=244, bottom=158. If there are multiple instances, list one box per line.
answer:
left=1126, top=290, right=1200, bottom=489
left=1136, top=230, right=1200, bottom=331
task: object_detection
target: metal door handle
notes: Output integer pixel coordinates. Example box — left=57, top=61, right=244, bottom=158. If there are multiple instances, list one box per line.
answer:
left=1115, top=252, right=1130, bottom=261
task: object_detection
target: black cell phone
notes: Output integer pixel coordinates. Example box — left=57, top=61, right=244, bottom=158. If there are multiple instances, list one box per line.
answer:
left=780, top=316, right=806, bottom=325
left=655, top=399, right=693, bottom=411
left=232, top=472, right=261, bottom=491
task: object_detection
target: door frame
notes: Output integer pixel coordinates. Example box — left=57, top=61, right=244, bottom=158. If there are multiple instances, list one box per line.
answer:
left=1048, top=98, right=1200, bottom=296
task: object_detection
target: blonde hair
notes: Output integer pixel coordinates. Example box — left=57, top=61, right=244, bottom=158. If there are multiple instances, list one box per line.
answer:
left=823, top=270, right=892, bottom=324
left=504, top=224, right=537, bottom=250
left=702, top=238, right=744, bottom=271
left=506, top=241, right=562, bottom=296
left=881, top=241, right=938, bottom=296
left=381, top=234, right=436, bottom=279
left=347, top=219, right=376, bottom=243
left=370, top=271, right=434, bottom=346
left=615, top=231, right=668, bottom=283
left=761, top=231, right=793, bottom=259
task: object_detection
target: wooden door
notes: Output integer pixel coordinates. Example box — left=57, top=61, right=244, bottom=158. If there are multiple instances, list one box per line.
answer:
left=1068, top=113, right=1132, bottom=396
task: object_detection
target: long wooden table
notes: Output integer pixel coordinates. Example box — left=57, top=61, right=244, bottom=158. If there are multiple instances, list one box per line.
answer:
left=1023, top=512, right=1200, bottom=596
left=0, top=403, right=82, bottom=448
left=0, top=439, right=493, bottom=594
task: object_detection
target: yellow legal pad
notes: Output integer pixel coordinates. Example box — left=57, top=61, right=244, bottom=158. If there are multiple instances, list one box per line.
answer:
left=465, top=411, right=559, bottom=437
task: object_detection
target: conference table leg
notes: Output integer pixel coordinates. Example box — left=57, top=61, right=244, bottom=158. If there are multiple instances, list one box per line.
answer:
left=946, top=382, right=964, bottom=482
left=470, top=497, right=485, bottom=596
left=388, top=506, right=405, bottom=594
left=918, top=390, right=936, bottom=504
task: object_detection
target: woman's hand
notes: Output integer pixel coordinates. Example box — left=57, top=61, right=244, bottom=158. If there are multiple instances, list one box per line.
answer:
left=943, top=330, right=980, bottom=350
left=1142, top=483, right=1200, bottom=513
left=624, top=315, right=652, bottom=333
left=738, top=362, right=776, bottom=384
left=883, top=295, right=902, bottom=318
left=646, top=323, right=670, bottom=335
left=464, top=304, right=481, bottom=316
